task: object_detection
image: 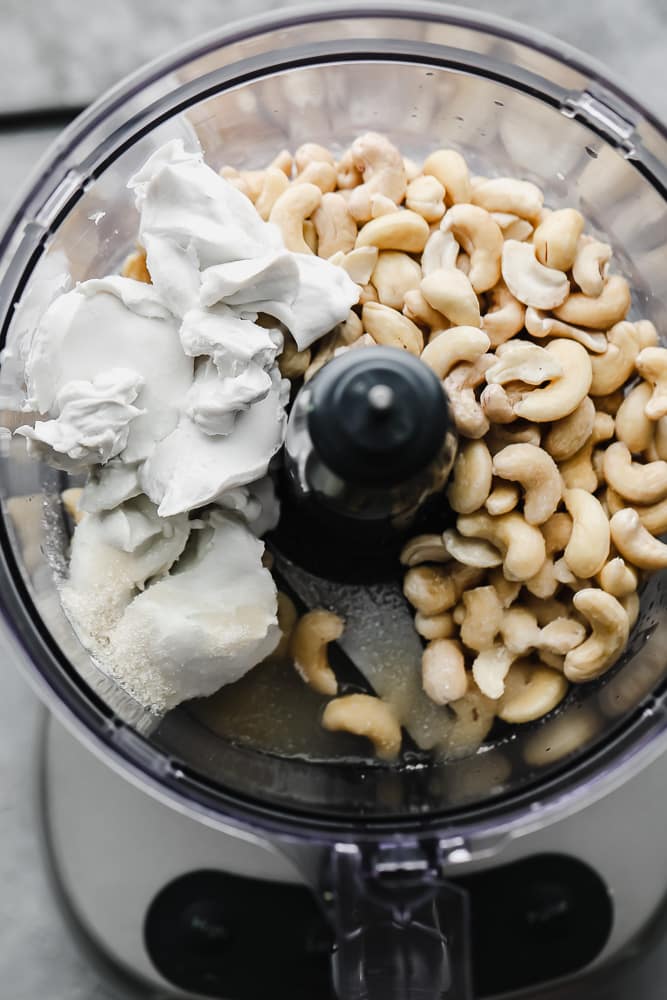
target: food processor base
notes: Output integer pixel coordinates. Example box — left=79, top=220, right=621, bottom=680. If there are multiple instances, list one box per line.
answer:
left=36, top=710, right=667, bottom=1000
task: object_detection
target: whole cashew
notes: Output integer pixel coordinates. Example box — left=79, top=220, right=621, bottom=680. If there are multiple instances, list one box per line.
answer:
left=544, top=396, right=596, bottom=462
left=403, top=288, right=449, bottom=331
left=356, top=210, right=430, bottom=253
left=289, top=609, right=343, bottom=695
left=599, top=557, right=638, bottom=598
left=533, top=208, right=584, bottom=271
left=564, top=589, right=630, bottom=682
left=636, top=347, right=667, bottom=420
left=421, top=268, right=481, bottom=328
left=472, top=177, right=543, bottom=221
left=498, top=660, right=569, bottom=724
left=485, top=482, right=520, bottom=515
left=294, top=142, right=335, bottom=172
left=605, top=487, right=667, bottom=536
left=442, top=529, right=503, bottom=568
left=513, top=339, right=592, bottom=422
left=443, top=367, right=490, bottom=439
left=254, top=168, right=290, bottom=220
left=591, top=411, right=615, bottom=445
left=362, top=302, right=424, bottom=355
left=524, top=556, right=559, bottom=598
left=480, top=384, right=517, bottom=424
left=485, top=339, right=563, bottom=386
left=542, top=512, right=573, bottom=555
left=400, top=533, right=449, bottom=566
left=321, top=694, right=402, bottom=760
left=492, top=443, right=562, bottom=525
left=422, top=149, right=471, bottom=205
left=303, top=220, right=318, bottom=253
left=447, top=439, right=493, bottom=514
left=499, top=607, right=542, bottom=656
left=603, top=441, right=667, bottom=504
left=610, top=508, right=667, bottom=570
left=523, top=594, right=569, bottom=628
left=538, top=618, right=586, bottom=655
left=590, top=322, right=641, bottom=396
left=460, top=585, right=504, bottom=651
left=486, top=422, right=541, bottom=452
left=346, top=132, right=406, bottom=223
left=572, top=238, right=612, bottom=297
left=524, top=307, right=608, bottom=354
left=481, top=282, right=525, bottom=347
left=563, top=488, right=610, bottom=578
left=370, top=251, right=422, bottom=309
left=422, top=639, right=468, bottom=705
left=501, top=240, right=569, bottom=309
left=559, top=441, right=597, bottom=492
left=329, top=246, right=379, bottom=285
left=440, top=204, right=504, bottom=293
left=457, top=511, right=547, bottom=582
left=615, top=381, right=654, bottom=453
left=406, top=175, right=446, bottom=222
left=294, top=160, right=337, bottom=193
left=636, top=319, right=659, bottom=350
left=336, top=149, right=362, bottom=189
left=553, top=275, right=631, bottom=330
left=488, top=567, right=521, bottom=608
left=420, top=326, right=490, bottom=378
left=313, top=193, right=357, bottom=257
left=414, top=610, right=456, bottom=640
left=370, top=193, right=400, bottom=218
left=269, top=182, right=322, bottom=253
left=421, top=229, right=460, bottom=276
left=403, top=563, right=484, bottom=615
left=472, top=643, right=516, bottom=699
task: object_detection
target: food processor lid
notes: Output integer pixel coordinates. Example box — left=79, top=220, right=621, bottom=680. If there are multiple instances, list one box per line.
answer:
left=0, top=2, right=667, bottom=860
left=307, top=347, right=452, bottom=487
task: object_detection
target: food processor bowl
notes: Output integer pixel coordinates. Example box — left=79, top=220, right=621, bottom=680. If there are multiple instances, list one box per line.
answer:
left=2, top=5, right=667, bottom=997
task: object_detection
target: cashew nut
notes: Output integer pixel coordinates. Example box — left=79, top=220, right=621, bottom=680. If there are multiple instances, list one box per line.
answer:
left=403, top=563, right=484, bottom=615
left=356, top=210, right=430, bottom=253
left=485, top=482, right=520, bottom=516
left=539, top=618, right=587, bottom=655
left=480, top=384, right=517, bottom=424
left=488, top=568, right=522, bottom=608
left=269, top=182, right=322, bottom=254
left=312, top=193, right=357, bottom=257
left=544, top=396, right=595, bottom=462
left=498, top=660, right=569, bottom=724
left=501, top=240, right=569, bottom=310
left=289, top=609, right=343, bottom=696
left=564, top=589, right=630, bottom=682
left=533, top=208, right=584, bottom=271
left=524, top=556, right=560, bottom=598
left=362, top=302, right=424, bottom=355
left=294, top=142, right=335, bottom=173
left=400, top=533, right=449, bottom=567
left=460, top=586, right=504, bottom=652
left=447, top=439, right=493, bottom=514
left=420, top=325, right=489, bottom=378
left=440, top=204, right=504, bottom=293
left=406, top=175, right=446, bottom=222
left=524, top=307, right=608, bottom=354
left=592, top=411, right=615, bottom=445
left=420, top=268, right=481, bottom=328
left=367, top=251, right=421, bottom=310
left=572, top=238, right=612, bottom=297
left=492, top=443, right=561, bottom=525
left=421, top=229, right=460, bottom=276
left=403, top=289, right=449, bottom=331
left=481, top=282, right=525, bottom=347
left=321, top=694, right=402, bottom=760
left=254, top=168, right=290, bottom=221
left=541, top=512, right=573, bottom=557
left=559, top=441, right=597, bottom=493
left=603, top=441, right=667, bottom=504
left=499, top=607, right=542, bottom=656
left=414, top=611, right=456, bottom=640
left=422, top=149, right=471, bottom=205
left=610, top=508, right=667, bottom=570
left=62, top=487, right=84, bottom=523
left=599, top=557, right=638, bottom=598
left=605, top=487, right=667, bottom=536
left=563, top=488, right=610, bottom=578
left=457, top=511, right=546, bottom=582
left=636, top=319, right=659, bottom=350
left=615, top=382, right=654, bottom=452
left=486, top=422, right=541, bottom=453
left=553, top=275, right=631, bottom=330
left=272, top=592, right=299, bottom=660
left=370, top=193, right=399, bottom=218
left=329, top=247, right=379, bottom=286
left=442, top=529, right=503, bottom=568
left=422, top=639, right=468, bottom=705
left=443, top=367, right=489, bottom=439
left=303, top=220, right=318, bottom=253
left=279, top=334, right=311, bottom=380
left=472, top=643, right=516, bottom=699
left=512, top=339, right=592, bottom=422
left=336, top=149, right=362, bottom=189
left=589, top=322, right=641, bottom=396
left=344, top=132, right=406, bottom=223
left=294, top=160, right=337, bottom=193
left=472, top=177, right=543, bottom=221
left=486, top=339, right=563, bottom=386
left=636, top=347, right=667, bottom=420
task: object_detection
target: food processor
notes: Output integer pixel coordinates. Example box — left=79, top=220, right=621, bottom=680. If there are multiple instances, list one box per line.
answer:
left=2, top=4, right=667, bottom=997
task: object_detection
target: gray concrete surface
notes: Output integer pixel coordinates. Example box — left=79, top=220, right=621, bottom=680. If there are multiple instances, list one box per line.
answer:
left=0, top=2, right=665, bottom=998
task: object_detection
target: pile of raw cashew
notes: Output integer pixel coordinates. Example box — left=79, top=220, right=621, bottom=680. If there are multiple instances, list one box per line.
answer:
left=197, top=134, right=667, bottom=759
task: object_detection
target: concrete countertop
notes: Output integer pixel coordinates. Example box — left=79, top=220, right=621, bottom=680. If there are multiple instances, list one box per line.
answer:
left=0, top=2, right=665, bottom=997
